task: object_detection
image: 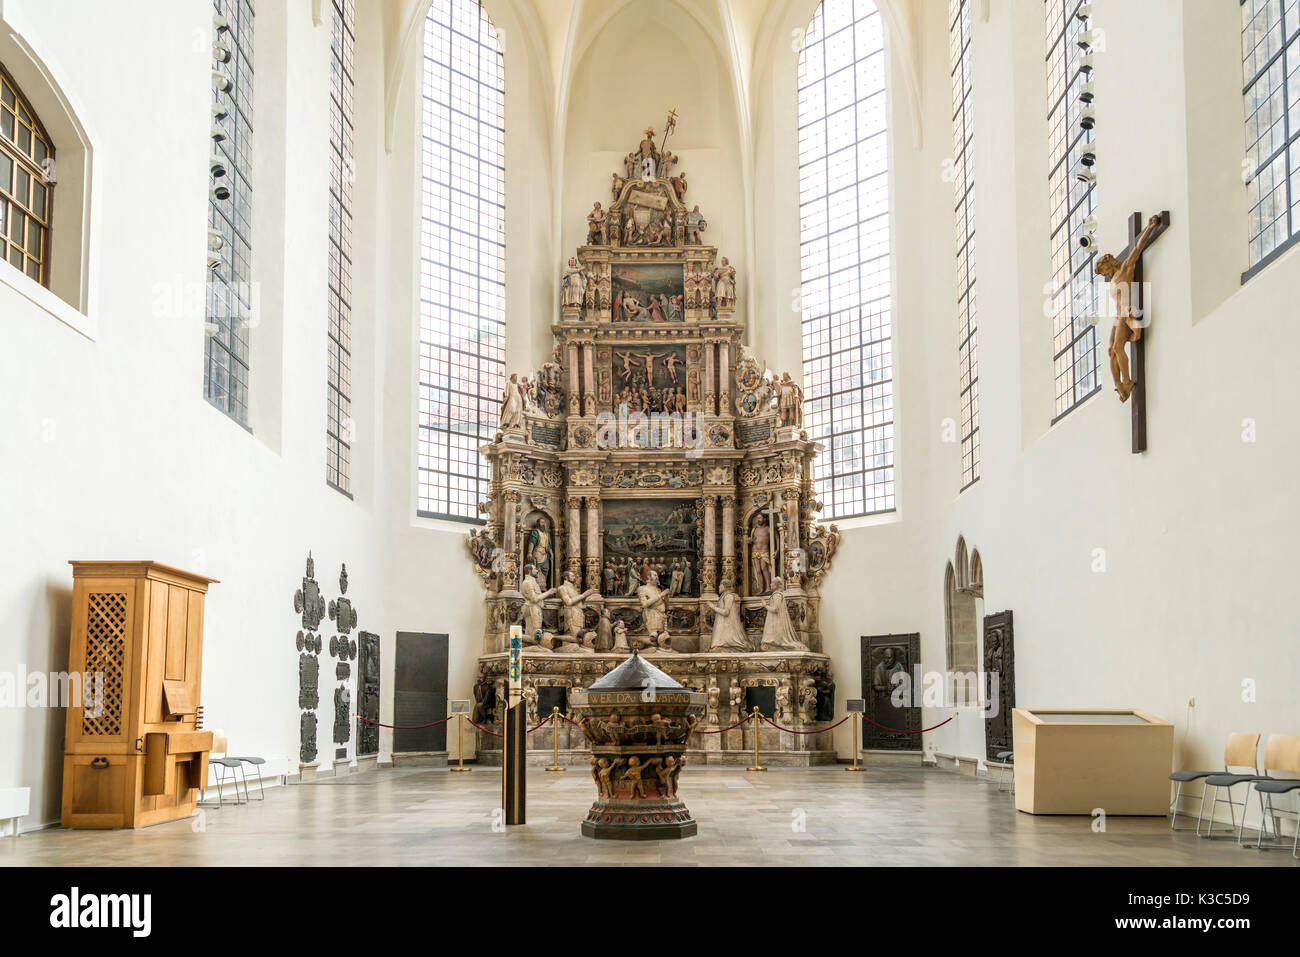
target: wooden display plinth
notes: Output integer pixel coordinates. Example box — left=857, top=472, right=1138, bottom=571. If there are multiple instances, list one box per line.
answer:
left=1012, top=708, right=1173, bottom=816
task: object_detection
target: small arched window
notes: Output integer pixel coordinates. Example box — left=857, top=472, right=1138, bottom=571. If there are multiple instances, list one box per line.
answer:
left=0, top=64, right=54, bottom=286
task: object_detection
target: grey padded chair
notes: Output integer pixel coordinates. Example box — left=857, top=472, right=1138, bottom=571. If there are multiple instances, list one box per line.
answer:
left=1168, top=731, right=1259, bottom=833
left=1245, top=735, right=1300, bottom=855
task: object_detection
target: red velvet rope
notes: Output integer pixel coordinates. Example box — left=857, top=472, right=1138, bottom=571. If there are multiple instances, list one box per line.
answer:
left=759, top=712, right=853, bottom=735
left=860, top=712, right=957, bottom=734
left=692, top=715, right=751, bottom=735
left=462, top=715, right=504, bottom=738
left=353, top=713, right=456, bottom=730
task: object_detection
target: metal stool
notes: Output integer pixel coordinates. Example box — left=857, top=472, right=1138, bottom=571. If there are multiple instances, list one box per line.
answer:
left=995, top=751, right=1014, bottom=793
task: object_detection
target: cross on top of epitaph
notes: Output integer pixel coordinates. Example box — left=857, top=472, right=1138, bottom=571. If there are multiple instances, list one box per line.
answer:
left=1100, top=210, right=1170, bottom=454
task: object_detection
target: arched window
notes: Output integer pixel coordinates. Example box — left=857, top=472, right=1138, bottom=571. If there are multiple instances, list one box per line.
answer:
left=327, top=0, right=355, bottom=494
left=204, top=0, right=255, bottom=424
left=950, top=0, right=979, bottom=488
left=1241, top=0, right=1300, bottom=278
left=0, top=64, right=54, bottom=286
left=797, top=0, right=894, bottom=520
left=1045, top=0, right=1099, bottom=419
left=417, top=0, right=505, bottom=521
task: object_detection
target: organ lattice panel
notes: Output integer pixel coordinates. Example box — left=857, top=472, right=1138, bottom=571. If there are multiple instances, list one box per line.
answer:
left=81, top=591, right=127, bottom=738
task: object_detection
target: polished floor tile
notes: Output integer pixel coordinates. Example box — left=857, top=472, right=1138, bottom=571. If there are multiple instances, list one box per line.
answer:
left=2, top=764, right=1295, bottom=866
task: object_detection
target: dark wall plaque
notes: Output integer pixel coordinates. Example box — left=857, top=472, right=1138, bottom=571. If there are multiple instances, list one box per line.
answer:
left=357, top=631, right=380, bottom=756
left=300, top=712, right=317, bottom=764
left=860, top=633, right=921, bottom=751
left=394, top=632, right=449, bottom=753
left=744, top=685, right=776, bottom=719
left=537, top=685, right=567, bottom=719
left=736, top=421, right=772, bottom=446
left=333, top=686, right=352, bottom=746
left=983, top=610, right=1015, bottom=760
left=298, top=654, right=319, bottom=710
left=531, top=422, right=563, bottom=447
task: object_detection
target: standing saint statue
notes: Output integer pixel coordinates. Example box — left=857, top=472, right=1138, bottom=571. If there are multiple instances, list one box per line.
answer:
left=712, top=257, right=736, bottom=310
left=777, top=372, right=804, bottom=428
left=561, top=256, right=587, bottom=308
left=706, top=580, right=750, bottom=652
left=527, top=516, right=554, bottom=587
left=1096, top=213, right=1163, bottom=402
left=587, top=202, right=608, bottom=245
left=759, top=578, right=808, bottom=652
left=500, top=373, right=525, bottom=430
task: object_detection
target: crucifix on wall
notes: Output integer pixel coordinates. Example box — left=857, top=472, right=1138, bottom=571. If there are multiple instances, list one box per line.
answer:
left=1094, top=210, right=1170, bottom=453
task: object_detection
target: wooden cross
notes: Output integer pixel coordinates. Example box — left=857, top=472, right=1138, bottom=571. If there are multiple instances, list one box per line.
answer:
left=1111, top=209, right=1170, bottom=453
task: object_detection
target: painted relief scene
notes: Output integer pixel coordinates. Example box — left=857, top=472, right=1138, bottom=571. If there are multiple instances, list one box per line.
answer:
left=600, top=498, right=698, bottom=598
left=611, top=343, right=689, bottom=415
left=611, top=263, right=685, bottom=322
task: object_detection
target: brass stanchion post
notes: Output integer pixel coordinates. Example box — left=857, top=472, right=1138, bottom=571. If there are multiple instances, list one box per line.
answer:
left=545, top=706, right=564, bottom=772
left=846, top=712, right=865, bottom=772
left=747, top=706, right=766, bottom=772
left=451, top=712, right=471, bottom=772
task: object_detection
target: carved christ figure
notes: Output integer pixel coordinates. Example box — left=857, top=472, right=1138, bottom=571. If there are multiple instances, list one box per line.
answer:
left=1095, top=214, right=1162, bottom=402
left=748, top=512, right=774, bottom=595
left=638, top=351, right=666, bottom=384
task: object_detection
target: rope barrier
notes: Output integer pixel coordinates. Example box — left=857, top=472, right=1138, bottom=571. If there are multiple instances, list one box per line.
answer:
left=691, top=714, right=752, bottom=735
left=860, top=712, right=958, bottom=734
left=527, top=716, right=552, bottom=734
left=462, top=715, right=503, bottom=738
left=759, top=712, right=854, bottom=735
left=353, top=713, right=456, bottom=731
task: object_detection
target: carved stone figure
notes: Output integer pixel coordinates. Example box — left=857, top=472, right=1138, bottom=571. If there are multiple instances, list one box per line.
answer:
left=638, top=571, right=669, bottom=641
left=527, top=516, right=554, bottom=587
left=587, top=202, right=607, bottom=246
left=1096, top=213, right=1162, bottom=402
left=523, top=682, right=538, bottom=724
left=706, top=580, right=750, bottom=652
left=670, top=171, right=687, bottom=202
left=685, top=204, right=705, bottom=243
left=729, top=681, right=743, bottom=716
left=612, top=618, right=630, bottom=652
left=611, top=172, right=625, bottom=201
left=500, top=373, right=525, bottom=430
left=594, top=607, right=614, bottom=651
left=556, top=569, right=596, bottom=638
left=748, top=513, right=775, bottom=596
left=872, top=647, right=906, bottom=692
left=562, top=256, right=587, bottom=308
left=707, top=676, right=720, bottom=726
left=712, top=256, right=736, bottom=310
left=520, top=565, right=556, bottom=643
left=799, top=677, right=817, bottom=723
left=777, top=372, right=804, bottom=428
left=760, top=579, right=807, bottom=651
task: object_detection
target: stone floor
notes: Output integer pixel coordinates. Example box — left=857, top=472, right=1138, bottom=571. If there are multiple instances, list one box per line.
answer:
left=3, top=764, right=1296, bottom=866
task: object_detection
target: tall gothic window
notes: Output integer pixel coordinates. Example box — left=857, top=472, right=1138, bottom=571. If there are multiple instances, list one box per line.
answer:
left=417, top=0, right=505, bottom=521
left=1045, top=0, right=1099, bottom=419
left=0, top=65, right=54, bottom=286
left=205, top=0, right=255, bottom=424
left=797, top=0, right=894, bottom=519
left=1241, top=0, right=1300, bottom=278
left=327, top=0, right=355, bottom=493
left=950, top=0, right=979, bottom=488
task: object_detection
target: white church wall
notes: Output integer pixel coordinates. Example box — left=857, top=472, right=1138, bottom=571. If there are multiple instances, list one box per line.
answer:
left=806, top=0, right=1300, bottom=789
left=0, top=0, right=390, bottom=828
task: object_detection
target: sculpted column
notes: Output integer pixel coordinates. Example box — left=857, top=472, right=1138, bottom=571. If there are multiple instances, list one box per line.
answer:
left=502, top=489, right=520, bottom=591
left=721, top=494, right=737, bottom=589
left=783, top=488, right=802, bottom=588
left=584, top=495, right=602, bottom=592
left=717, top=341, right=731, bottom=414
left=565, top=494, right=583, bottom=583
left=567, top=342, right=581, bottom=415
left=582, top=340, right=596, bottom=416
left=705, top=340, right=717, bottom=415
left=701, top=494, right=718, bottom=595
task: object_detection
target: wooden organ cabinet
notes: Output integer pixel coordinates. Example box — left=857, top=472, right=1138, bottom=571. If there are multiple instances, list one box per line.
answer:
left=62, top=561, right=218, bottom=828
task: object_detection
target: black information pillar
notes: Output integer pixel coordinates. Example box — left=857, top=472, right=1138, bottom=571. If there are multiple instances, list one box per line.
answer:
left=502, top=701, right=526, bottom=825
